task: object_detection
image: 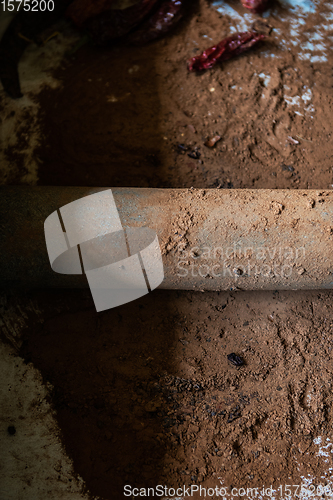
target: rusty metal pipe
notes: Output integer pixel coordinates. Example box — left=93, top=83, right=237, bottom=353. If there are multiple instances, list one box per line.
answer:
left=1, top=186, right=333, bottom=290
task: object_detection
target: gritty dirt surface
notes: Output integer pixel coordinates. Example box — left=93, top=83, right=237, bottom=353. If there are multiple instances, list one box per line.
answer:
left=12, top=287, right=333, bottom=500
left=2, top=0, right=333, bottom=499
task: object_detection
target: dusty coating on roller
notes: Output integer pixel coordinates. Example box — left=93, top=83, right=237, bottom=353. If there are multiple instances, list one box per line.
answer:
left=118, top=188, right=333, bottom=292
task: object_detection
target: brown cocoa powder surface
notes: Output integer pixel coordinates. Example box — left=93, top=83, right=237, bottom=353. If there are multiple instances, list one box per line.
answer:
left=3, top=0, right=333, bottom=498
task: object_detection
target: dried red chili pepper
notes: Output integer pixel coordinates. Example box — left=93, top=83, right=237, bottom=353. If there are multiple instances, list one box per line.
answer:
left=88, top=0, right=161, bottom=43
left=68, top=0, right=160, bottom=44
left=66, top=0, right=116, bottom=28
left=187, top=31, right=266, bottom=72
left=241, top=0, right=269, bottom=14
left=129, top=0, right=184, bottom=44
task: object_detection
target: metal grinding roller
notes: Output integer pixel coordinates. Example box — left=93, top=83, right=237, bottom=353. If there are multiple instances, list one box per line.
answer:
left=1, top=186, right=333, bottom=291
